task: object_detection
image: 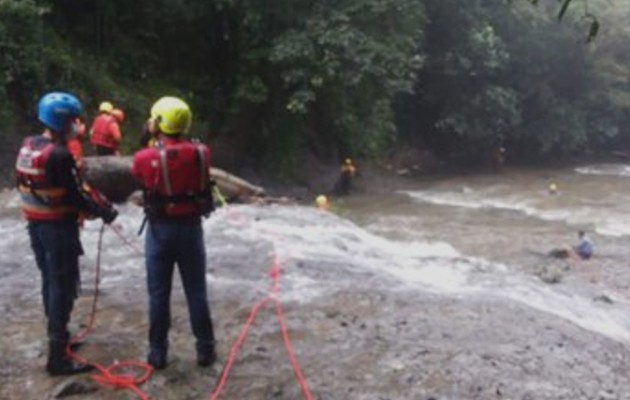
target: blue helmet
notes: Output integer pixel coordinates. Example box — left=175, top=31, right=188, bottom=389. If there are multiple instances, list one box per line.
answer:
left=37, top=92, right=82, bottom=133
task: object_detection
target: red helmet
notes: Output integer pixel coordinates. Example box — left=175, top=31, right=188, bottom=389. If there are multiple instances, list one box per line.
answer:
left=111, top=108, right=125, bottom=123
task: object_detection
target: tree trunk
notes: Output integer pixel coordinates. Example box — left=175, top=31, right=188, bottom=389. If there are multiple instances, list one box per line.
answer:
left=82, top=156, right=265, bottom=203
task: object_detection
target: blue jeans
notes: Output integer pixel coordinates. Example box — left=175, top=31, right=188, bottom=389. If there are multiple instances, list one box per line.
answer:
left=145, top=219, right=215, bottom=355
left=28, top=220, right=82, bottom=343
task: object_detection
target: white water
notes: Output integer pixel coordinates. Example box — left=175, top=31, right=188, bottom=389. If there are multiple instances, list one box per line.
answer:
left=3, top=163, right=630, bottom=347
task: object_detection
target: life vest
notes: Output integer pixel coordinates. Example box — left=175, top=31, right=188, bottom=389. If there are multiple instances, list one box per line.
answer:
left=90, top=113, right=119, bottom=150
left=132, top=139, right=214, bottom=218
left=15, top=136, right=78, bottom=221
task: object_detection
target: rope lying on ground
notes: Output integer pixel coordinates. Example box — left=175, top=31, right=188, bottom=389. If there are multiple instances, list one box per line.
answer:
left=209, top=194, right=313, bottom=400
left=66, top=224, right=153, bottom=400
left=64, top=194, right=312, bottom=399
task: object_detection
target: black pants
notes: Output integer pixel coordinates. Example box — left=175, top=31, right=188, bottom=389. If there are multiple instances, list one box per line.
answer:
left=28, top=220, right=82, bottom=342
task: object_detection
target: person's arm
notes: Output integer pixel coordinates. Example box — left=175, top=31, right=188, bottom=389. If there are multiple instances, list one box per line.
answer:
left=109, top=121, right=122, bottom=144
left=47, top=145, right=117, bottom=223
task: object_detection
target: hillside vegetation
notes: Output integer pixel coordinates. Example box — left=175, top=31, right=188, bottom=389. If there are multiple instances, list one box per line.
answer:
left=1, top=0, right=628, bottom=174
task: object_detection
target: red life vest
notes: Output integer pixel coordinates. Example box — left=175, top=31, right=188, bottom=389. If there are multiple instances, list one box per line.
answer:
left=90, top=113, right=118, bottom=150
left=15, top=136, right=78, bottom=221
left=132, top=139, right=213, bottom=218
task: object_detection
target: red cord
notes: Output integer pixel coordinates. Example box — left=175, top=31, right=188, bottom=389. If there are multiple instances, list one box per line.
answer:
left=66, top=224, right=153, bottom=400
left=65, top=210, right=312, bottom=399
left=108, top=223, right=144, bottom=256
left=209, top=215, right=313, bottom=400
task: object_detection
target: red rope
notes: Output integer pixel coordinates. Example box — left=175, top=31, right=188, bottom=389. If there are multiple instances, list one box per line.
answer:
left=66, top=224, right=153, bottom=400
left=108, top=223, right=145, bottom=256
left=209, top=214, right=313, bottom=400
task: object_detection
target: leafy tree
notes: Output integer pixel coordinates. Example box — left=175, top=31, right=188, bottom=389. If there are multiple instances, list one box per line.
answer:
left=0, top=0, right=47, bottom=124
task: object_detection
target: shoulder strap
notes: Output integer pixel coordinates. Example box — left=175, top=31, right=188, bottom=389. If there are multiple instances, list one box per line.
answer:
left=158, top=148, right=173, bottom=196
left=194, top=144, right=208, bottom=192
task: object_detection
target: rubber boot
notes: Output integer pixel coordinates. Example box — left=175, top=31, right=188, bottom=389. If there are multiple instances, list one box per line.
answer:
left=46, top=341, right=94, bottom=376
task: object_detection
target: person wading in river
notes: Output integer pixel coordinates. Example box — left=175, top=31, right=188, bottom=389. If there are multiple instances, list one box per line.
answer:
left=131, top=96, right=217, bottom=370
left=15, top=92, right=118, bottom=376
left=570, top=230, right=593, bottom=260
left=333, top=158, right=357, bottom=196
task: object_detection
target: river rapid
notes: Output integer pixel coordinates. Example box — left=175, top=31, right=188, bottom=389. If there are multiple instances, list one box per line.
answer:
left=1, top=164, right=630, bottom=400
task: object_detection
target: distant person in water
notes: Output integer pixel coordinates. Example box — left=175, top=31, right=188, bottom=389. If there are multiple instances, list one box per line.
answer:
left=571, top=230, right=593, bottom=260
left=333, top=158, right=357, bottom=196
left=548, top=182, right=558, bottom=196
left=315, top=194, right=330, bottom=211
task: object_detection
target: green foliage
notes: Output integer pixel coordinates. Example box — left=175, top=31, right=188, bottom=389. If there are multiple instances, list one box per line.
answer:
left=1, top=0, right=630, bottom=174
left=396, top=0, right=630, bottom=163
left=233, top=0, right=425, bottom=163
left=0, top=0, right=47, bottom=126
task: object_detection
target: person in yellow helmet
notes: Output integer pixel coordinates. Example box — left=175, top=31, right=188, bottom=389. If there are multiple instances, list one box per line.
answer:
left=333, top=158, right=357, bottom=196
left=131, top=96, right=216, bottom=370
left=90, top=101, right=123, bottom=155
left=315, top=194, right=330, bottom=210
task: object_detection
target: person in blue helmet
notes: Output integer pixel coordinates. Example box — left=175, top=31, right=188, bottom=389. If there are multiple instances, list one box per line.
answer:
left=15, top=92, right=118, bottom=376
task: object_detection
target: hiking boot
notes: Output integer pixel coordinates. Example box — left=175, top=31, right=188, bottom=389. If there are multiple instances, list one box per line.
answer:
left=147, top=351, right=167, bottom=370
left=197, top=348, right=217, bottom=367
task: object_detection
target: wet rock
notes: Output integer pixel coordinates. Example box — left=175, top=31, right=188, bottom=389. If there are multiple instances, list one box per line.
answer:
left=598, top=389, right=617, bottom=400
left=51, top=377, right=99, bottom=398
left=536, top=264, right=565, bottom=284
left=549, top=248, right=570, bottom=259
left=593, top=295, right=614, bottom=304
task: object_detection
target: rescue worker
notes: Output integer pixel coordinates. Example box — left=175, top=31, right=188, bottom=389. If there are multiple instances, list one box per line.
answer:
left=315, top=194, right=330, bottom=211
left=570, top=230, right=593, bottom=260
left=66, top=117, right=86, bottom=170
left=333, top=158, right=357, bottom=196
left=131, top=96, right=217, bottom=370
left=15, top=92, right=118, bottom=376
left=90, top=101, right=123, bottom=155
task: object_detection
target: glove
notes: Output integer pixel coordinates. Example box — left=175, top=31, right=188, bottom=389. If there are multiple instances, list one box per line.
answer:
left=101, top=207, right=118, bottom=225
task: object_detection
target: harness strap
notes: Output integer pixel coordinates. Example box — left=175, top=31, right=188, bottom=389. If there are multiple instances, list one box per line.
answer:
left=158, top=148, right=173, bottom=196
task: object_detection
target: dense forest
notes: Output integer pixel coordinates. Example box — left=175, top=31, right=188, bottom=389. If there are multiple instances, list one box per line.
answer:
left=1, top=0, right=629, bottom=174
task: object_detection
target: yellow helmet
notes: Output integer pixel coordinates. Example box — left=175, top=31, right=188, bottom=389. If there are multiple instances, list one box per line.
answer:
left=99, top=101, right=114, bottom=113
left=315, top=195, right=329, bottom=209
left=150, top=96, right=192, bottom=135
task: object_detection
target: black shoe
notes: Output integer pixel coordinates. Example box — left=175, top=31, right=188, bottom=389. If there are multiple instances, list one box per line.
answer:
left=46, top=340, right=94, bottom=376
left=147, top=351, right=167, bottom=370
left=197, top=348, right=217, bottom=367
left=46, top=358, right=94, bottom=376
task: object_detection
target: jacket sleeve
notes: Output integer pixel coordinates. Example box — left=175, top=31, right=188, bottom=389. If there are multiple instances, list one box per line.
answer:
left=109, top=121, right=122, bottom=144
left=47, top=144, right=117, bottom=222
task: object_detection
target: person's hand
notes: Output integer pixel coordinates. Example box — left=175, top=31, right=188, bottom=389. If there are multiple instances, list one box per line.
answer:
left=102, top=207, right=118, bottom=225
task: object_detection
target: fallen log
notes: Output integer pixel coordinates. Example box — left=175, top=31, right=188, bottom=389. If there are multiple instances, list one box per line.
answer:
left=83, top=156, right=265, bottom=203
